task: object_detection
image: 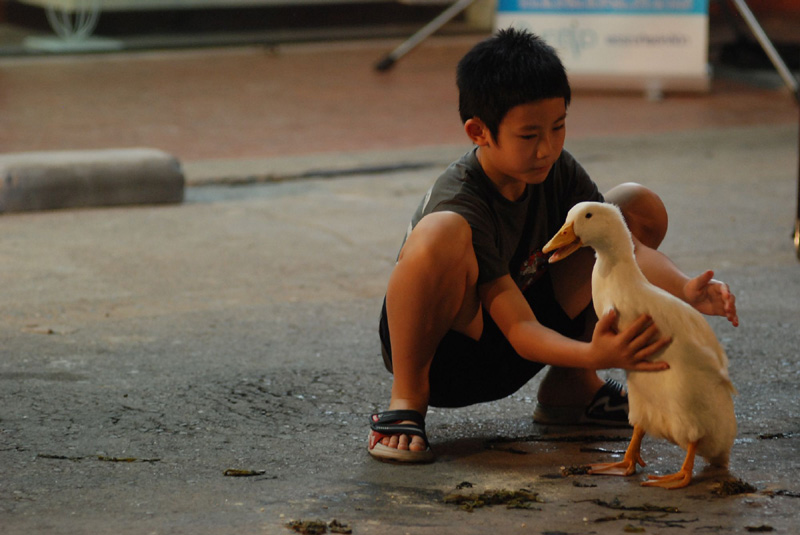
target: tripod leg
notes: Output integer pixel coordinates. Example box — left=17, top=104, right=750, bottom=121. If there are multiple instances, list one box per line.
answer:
left=795, top=97, right=800, bottom=260
left=729, top=0, right=799, bottom=98
left=375, top=0, right=479, bottom=71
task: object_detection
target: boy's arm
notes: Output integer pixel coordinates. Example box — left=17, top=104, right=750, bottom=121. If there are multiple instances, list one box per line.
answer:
left=632, top=239, right=739, bottom=326
left=479, top=275, right=670, bottom=371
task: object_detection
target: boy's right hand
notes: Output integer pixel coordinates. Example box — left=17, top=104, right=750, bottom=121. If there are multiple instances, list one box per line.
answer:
left=590, top=309, right=671, bottom=371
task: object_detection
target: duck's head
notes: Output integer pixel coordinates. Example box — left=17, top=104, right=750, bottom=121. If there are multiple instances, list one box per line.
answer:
left=543, top=201, right=630, bottom=263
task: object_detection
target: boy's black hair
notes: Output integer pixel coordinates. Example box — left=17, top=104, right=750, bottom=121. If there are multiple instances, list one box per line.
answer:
left=457, top=28, right=571, bottom=141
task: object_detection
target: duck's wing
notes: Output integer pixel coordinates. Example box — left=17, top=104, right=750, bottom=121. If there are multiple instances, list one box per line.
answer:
left=649, top=290, right=736, bottom=394
left=593, top=270, right=733, bottom=381
left=673, top=302, right=731, bottom=373
left=622, top=283, right=730, bottom=367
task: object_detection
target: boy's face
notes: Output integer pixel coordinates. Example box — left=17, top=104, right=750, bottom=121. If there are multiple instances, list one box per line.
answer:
left=470, top=98, right=567, bottom=200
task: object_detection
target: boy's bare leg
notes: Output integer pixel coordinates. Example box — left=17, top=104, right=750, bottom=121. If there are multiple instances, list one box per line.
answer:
left=605, top=182, right=668, bottom=250
left=380, top=211, right=482, bottom=452
left=537, top=245, right=604, bottom=406
left=538, top=183, right=668, bottom=407
left=381, top=183, right=668, bottom=442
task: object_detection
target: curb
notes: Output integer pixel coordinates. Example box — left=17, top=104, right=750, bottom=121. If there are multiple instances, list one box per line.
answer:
left=0, top=145, right=470, bottom=214
left=181, top=145, right=471, bottom=187
left=0, top=148, right=184, bottom=214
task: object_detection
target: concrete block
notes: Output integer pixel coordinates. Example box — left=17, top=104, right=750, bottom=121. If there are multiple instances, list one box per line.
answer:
left=0, top=148, right=184, bottom=214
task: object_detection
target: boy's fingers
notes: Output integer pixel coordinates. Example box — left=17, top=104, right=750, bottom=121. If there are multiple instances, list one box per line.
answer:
left=630, top=322, right=660, bottom=349
left=619, top=313, right=644, bottom=338
left=631, top=360, right=670, bottom=372
left=597, top=308, right=617, bottom=332
left=624, top=319, right=671, bottom=367
left=612, top=313, right=672, bottom=370
left=721, top=283, right=740, bottom=326
left=622, top=313, right=655, bottom=344
left=635, top=336, right=672, bottom=360
left=690, top=270, right=714, bottom=294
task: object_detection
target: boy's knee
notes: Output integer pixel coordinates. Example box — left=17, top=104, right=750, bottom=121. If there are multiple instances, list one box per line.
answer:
left=605, top=182, right=668, bottom=249
left=400, top=211, right=474, bottom=268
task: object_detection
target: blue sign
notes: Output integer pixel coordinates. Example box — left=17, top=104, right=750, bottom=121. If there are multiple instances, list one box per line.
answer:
left=497, top=0, right=707, bottom=16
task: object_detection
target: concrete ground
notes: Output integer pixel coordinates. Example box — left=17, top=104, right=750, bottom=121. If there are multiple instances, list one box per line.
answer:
left=1, top=33, right=800, bottom=535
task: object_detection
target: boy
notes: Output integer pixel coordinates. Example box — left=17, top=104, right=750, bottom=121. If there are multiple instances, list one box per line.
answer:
left=368, top=28, right=738, bottom=463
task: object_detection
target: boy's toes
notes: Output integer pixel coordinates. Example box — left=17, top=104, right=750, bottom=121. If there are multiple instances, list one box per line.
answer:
left=397, top=434, right=410, bottom=451
left=409, top=435, right=427, bottom=452
left=368, top=411, right=434, bottom=463
left=381, top=432, right=417, bottom=451
left=399, top=434, right=428, bottom=451
left=378, top=433, right=427, bottom=452
left=377, top=420, right=427, bottom=451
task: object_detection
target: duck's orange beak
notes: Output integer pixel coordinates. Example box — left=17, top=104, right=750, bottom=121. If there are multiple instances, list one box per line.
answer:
left=543, top=221, right=583, bottom=263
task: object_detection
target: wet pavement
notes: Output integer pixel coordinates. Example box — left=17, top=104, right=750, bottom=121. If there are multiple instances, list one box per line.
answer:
left=1, top=32, right=800, bottom=535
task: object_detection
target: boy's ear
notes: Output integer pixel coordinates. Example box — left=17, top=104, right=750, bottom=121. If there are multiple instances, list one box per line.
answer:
left=464, top=118, right=491, bottom=146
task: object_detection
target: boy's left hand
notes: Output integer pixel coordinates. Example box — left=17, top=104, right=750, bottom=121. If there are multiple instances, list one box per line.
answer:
left=684, top=270, right=739, bottom=327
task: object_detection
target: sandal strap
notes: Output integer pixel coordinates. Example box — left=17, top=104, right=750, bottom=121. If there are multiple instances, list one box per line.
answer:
left=369, top=410, right=430, bottom=448
left=371, top=409, right=425, bottom=427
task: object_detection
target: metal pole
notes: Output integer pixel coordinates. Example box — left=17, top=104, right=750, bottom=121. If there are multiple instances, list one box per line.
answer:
left=729, top=0, right=799, bottom=100
left=375, top=0, right=479, bottom=71
left=795, top=82, right=800, bottom=260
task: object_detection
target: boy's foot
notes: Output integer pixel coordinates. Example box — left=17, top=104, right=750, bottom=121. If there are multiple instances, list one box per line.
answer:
left=367, top=409, right=434, bottom=463
left=533, top=379, right=630, bottom=427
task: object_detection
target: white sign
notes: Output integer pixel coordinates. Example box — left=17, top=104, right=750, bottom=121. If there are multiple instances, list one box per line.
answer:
left=495, top=0, right=710, bottom=92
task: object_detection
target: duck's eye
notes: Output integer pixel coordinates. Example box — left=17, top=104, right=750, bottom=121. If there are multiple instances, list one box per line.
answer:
left=585, top=213, right=593, bottom=219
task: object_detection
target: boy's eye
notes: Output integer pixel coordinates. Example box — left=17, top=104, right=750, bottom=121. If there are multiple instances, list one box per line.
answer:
left=520, top=134, right=537, bottom=140
left=554, top=124, right=565, bottom=131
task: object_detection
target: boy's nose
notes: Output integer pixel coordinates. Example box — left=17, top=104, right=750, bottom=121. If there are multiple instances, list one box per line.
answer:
left=536, top=134, right=553, bottom=158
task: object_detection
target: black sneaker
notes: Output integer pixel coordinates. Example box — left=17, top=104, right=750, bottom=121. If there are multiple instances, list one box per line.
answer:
left=533, top=379, right=630, bottom=427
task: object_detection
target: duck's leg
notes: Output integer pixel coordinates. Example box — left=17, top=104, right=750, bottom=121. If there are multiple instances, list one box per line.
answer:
left=589, top=425, right=646, bottom=476
left=642, top=441, right=697, bottom=489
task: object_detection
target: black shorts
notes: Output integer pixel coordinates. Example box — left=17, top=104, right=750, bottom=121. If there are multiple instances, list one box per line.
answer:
left=379, top=271, right=589, bottom=408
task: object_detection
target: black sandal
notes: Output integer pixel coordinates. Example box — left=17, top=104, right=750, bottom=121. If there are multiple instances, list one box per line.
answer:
left=368, top=409, right=434, bottom=463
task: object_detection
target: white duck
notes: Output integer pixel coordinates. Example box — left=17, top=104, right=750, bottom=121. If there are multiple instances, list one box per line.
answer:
left=542, top=201, right=736, bottom=489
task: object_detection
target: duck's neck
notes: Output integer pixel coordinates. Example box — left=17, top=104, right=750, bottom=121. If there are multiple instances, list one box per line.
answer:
left=593, top=231, right=645, bottom=283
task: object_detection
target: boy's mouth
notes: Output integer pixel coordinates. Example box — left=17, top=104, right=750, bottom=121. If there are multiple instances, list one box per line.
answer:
left=525, top=165, right=551, bottom=181
left=530, top=161, right=555, bottom=176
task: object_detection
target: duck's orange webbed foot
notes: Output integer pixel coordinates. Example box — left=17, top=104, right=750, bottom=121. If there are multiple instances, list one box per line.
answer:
left=589, top=425, right=646, bottom=477
left=642, top=470, right=692, bottom=489
left=589, top=457, right=644, bottom=476
left=641, top=441, right=697, bottom=490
